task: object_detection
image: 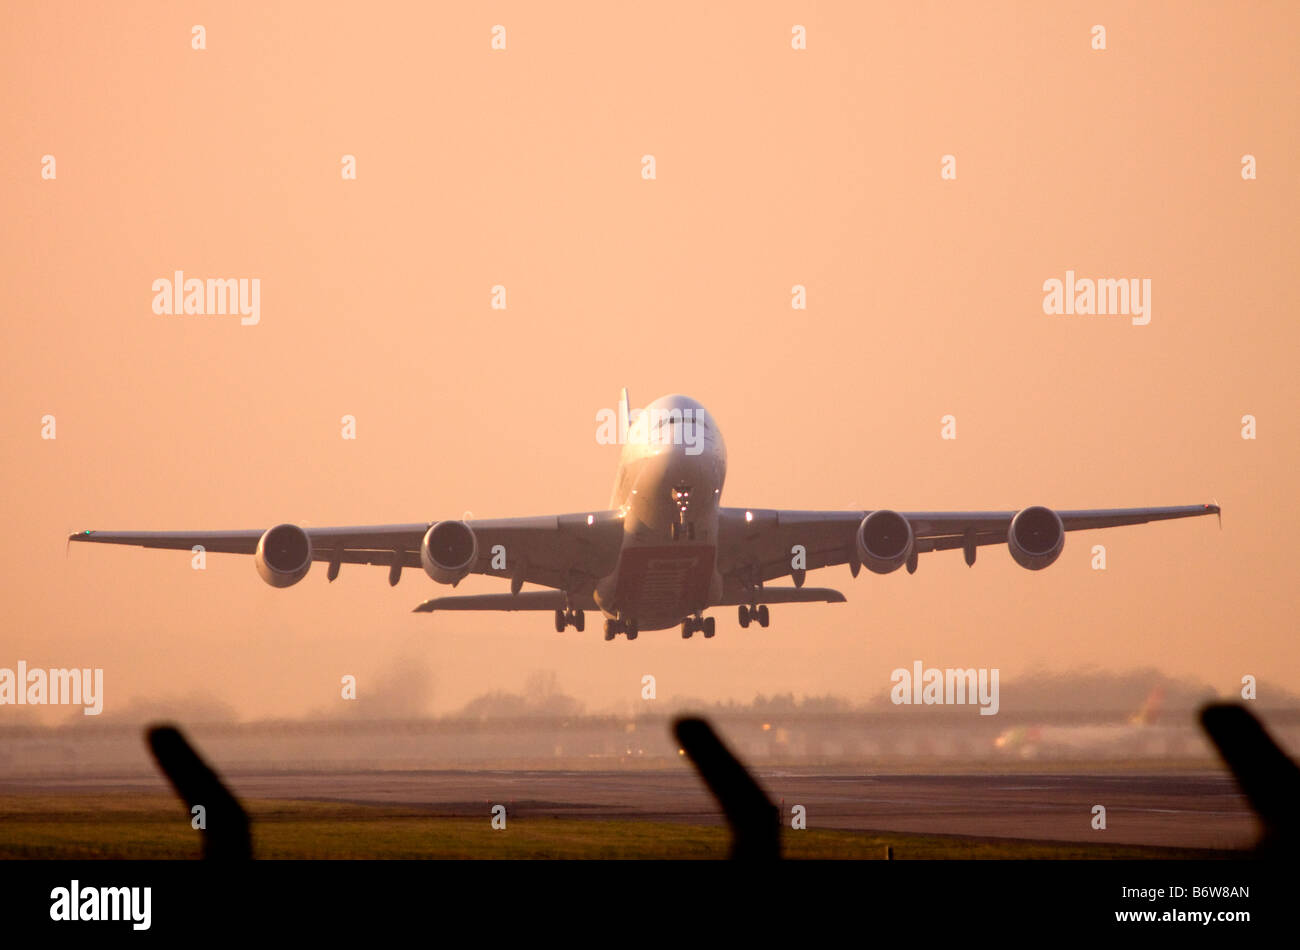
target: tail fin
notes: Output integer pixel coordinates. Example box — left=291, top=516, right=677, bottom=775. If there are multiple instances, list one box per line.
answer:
left=1129, top=685, right=1164, bottom=726
left=618, top=387, right=631, bottom=435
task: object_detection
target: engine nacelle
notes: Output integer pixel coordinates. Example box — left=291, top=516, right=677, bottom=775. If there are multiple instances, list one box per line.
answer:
left=255, top=523, right=312, bottom=588
left=421, top=520, right=478, bottom=586
left=1007, top=506, right=1064, bottom=570
left=856, top=510, right=915, bottom=575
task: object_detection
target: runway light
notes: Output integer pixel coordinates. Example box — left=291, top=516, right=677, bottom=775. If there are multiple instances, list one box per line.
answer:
left=762, top=723, right=771, bottom=731
left=744, top=511, right=753, bottom=523
left=586, top=514, right=594, bottom=525
left=677, top=748, right=685, bottom=756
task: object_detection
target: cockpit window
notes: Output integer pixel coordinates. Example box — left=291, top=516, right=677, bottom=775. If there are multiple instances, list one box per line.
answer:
left=655, top=413, right=705, bottom=429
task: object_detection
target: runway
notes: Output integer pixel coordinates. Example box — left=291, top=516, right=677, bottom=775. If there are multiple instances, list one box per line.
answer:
left=8, top=767, right=1259, bottom=851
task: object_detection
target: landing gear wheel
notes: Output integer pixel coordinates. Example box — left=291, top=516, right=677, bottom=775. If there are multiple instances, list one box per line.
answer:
left=738, top=605, right=751, bottom=629
left=756, top=605, right=770, bottom=628
left=681, top=620, right=693, bottom=639
left=604, top=620, right=617, bottom=642
left=626, top=628, right=638, bottom=641
left=555, top=609, right=566, bottom=633
left=573, top=611, right=585, bottom=632
left=625, top=621, right=638, bottom=640
left=703, top=617, right=715, bottom=638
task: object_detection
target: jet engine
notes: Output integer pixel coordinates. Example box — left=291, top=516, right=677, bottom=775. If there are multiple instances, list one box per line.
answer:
left=421, top=520, right=478, bottom=585
left=255, top=523, right=312, bottom=587
left=856, top=510, right=915, bottom=575
left=1007, top=506, right=1064, bottom=570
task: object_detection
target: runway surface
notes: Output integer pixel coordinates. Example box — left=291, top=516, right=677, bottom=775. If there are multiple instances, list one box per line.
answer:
left=7, top=768, right=1259, bottom=850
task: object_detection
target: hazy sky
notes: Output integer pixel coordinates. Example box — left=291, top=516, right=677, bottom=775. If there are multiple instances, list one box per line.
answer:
left=3, top=4, right=1297, bottom=723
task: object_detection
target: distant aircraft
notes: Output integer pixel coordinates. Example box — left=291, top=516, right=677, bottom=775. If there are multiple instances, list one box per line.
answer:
left=69, top=391, right=1220, bottom=641
left=994, top=686, right=1167, bottom=758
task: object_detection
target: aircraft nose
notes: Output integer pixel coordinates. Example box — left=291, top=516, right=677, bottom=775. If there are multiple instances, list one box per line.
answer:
left=634, top=439, right=698, bottom=485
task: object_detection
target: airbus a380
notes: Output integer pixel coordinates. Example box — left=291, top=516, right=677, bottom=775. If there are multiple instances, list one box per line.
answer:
left=70, top=391, right=1220, bottom=641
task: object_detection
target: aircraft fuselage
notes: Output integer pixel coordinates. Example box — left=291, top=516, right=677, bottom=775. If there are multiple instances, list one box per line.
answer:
left=595, top=394, right=727, bottom=630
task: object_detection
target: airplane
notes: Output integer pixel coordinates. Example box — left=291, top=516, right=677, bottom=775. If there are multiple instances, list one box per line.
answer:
left=993, top=686, right=1169, bottom=758
left=69, top=391, right=1221, bottom=642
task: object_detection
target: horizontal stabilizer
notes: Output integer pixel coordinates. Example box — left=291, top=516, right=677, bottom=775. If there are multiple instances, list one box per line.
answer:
left=413, top=591, right=597, bottom=613
left=720, top=587, right=846, bottom=605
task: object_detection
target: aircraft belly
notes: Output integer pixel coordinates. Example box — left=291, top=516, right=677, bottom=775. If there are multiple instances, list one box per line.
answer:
left=610, top=544, right=716, bottom=629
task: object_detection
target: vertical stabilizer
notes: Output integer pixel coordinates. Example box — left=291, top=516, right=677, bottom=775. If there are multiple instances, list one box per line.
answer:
left=618, top=387, right=631, bottom=437
left=1129, top=686, right=1165, bottom=726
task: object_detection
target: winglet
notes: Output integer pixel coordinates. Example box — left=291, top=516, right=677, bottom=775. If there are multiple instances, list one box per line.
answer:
left=1211, top=499, right=1221, bottom=529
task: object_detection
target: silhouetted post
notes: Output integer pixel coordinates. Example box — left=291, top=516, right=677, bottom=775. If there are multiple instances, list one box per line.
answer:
left=1200, top=703, right=1300, bottom=855
left=674, top=717, right=780, bottom=860
left=146, top=724, right=252, bottom=860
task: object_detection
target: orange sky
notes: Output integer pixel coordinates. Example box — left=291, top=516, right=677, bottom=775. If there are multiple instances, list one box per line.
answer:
left=3, top=3, right=1297, bottom=723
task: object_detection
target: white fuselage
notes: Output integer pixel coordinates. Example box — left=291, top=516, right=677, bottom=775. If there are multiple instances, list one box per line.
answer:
left=593, top=395, right=728, bottom=630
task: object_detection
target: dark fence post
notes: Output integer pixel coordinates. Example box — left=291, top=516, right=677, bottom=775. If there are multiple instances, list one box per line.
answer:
left=674, top=717, right=780, bottom=860
left=1200, top=703, right=1300, bottom=854
left=146, top=724, right=252, bottom=860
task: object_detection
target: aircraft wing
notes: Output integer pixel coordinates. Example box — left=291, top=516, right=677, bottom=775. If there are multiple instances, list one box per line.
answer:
left=69, top=511, right=626, bottom=593
left=716, top=504, right=1220, bottom=585
left=413, top=591, right=595, bottom=612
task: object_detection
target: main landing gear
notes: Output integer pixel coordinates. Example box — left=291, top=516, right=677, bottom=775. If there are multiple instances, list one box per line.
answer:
left=604, top=617, right=638, bottom=641
left=554, top=609, right=585, bottom=633
left=681, top=614, right=715, bottom=639
left=738, top=604, right=770, bottom=629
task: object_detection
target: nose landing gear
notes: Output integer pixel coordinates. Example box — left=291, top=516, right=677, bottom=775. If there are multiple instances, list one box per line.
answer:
left=670, top=485, right=696, bottom=541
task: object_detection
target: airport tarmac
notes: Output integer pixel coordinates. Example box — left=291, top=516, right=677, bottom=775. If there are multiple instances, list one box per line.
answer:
left=5, top=768, right=1259, bottom=851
